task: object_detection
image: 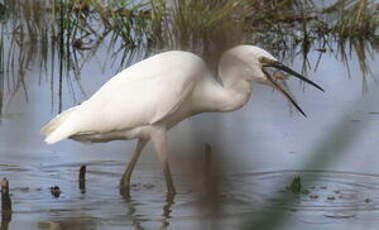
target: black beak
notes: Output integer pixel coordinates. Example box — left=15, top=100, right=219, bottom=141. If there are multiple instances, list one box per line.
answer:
left=269, top=61, right=324, bottom=92
left=260, top=58, right=324, bottom=117
left=262, top=68, right=308, bottom=117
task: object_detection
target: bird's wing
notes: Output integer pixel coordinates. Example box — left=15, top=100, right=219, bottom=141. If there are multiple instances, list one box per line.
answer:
left=55, top=51, right=204, bottom=138
left=149, top=76, right=196, bottom=124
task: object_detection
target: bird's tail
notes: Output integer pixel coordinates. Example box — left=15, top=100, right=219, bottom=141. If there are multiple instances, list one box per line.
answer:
left=41, top=106, right=79, bottom=144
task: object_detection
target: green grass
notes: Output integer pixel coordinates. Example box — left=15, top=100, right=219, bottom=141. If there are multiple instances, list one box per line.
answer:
left=0, top=0, right=377, bottom=108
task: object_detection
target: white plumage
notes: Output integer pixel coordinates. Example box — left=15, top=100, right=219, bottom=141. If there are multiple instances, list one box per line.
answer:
left=42, top=51, right=203, bottom=143
left=41, top=45, right=323, bottom=196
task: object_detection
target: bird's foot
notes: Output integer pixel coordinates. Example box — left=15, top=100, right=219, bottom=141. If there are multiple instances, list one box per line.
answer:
left=119, top=185, right=131, bottom=199
left=119, top=179, right=131, bottom=199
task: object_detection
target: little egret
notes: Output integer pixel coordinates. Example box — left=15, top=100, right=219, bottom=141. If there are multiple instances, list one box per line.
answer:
left=41, top=45, right=324, bottom=196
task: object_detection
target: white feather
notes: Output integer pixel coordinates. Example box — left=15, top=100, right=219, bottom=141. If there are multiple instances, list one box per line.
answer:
left=42, top=51, right=206, bottom=143
left=41, top=45, right=321, bottom=194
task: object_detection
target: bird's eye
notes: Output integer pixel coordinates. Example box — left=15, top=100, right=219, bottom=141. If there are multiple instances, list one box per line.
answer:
left=258, top=56, right=275, bottom=67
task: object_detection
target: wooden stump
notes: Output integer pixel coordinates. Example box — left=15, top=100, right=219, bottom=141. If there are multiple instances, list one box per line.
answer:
left=79, top=165, right=86, bottom=193
left=1, top=178, right=12, bottom=230
left=1, top=178, right=11, bottom=212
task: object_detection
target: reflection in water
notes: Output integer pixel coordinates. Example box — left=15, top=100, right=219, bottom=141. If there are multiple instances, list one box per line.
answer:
left=0, top=32, right=4, bottom=119
left=0, top=0, right=378, bottom=230
left=121, top=189, right=175, bottom=229
left=36, top=193, right=175, bottom=230
left=161, top=193, right=175, bottom=229
left=2, top=156, right=379, bottom=229
left=1, top=211, right=11, bottom=230
left=38, top=218, right=97, bottom=230
left=124, top=200, right=144, bottom=230
left=78, top=165, right=86, bottom=194
left=240, top=88, right=379, bottom=229
left=23, top=160, right=178, bottom=230
left=1, top=178, right=11, bottom=230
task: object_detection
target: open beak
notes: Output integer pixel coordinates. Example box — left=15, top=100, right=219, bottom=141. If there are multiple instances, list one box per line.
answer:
left=260, top=57, right=324, bottom=117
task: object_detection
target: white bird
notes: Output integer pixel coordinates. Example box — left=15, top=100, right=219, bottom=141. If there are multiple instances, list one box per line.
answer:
left=41, top=45, right=323, bottom=196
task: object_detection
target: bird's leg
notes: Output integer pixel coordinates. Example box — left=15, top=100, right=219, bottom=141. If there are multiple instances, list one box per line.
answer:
left=119, top=138, right=148, bottom=197
left=151, top=127, right=176, bottom=195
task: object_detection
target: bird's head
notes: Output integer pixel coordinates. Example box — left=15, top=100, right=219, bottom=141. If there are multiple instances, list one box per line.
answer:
left=219, top=45, right=324, bottom=117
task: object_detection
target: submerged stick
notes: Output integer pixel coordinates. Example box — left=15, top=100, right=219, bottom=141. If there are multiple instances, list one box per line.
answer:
left=204, top=143, right=212, bottom=176
left=50, top=186, right=61, bottom=198
left=79, top=165, right=86, bottom=193
left=1, top=178, right=11, bottom=212
left=202, top=143, right=221, bottom=215
left=1, top=178, right=12, bottom=230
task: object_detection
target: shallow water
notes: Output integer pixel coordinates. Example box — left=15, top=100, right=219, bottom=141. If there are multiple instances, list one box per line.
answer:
left=0, top=46, right=377, bottom=229
left=1, top=6, right=379, bottom=229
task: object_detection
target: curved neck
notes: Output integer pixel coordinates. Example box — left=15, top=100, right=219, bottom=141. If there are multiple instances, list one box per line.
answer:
left=194, top=75, right=253, bottom=113
left=217, top=76, right=252, bottom=112
left=213, top=51, right=254, bottom=112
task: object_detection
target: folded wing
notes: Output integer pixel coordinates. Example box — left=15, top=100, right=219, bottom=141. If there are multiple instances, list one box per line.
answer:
left=41, top=51, right=204, bottom=144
